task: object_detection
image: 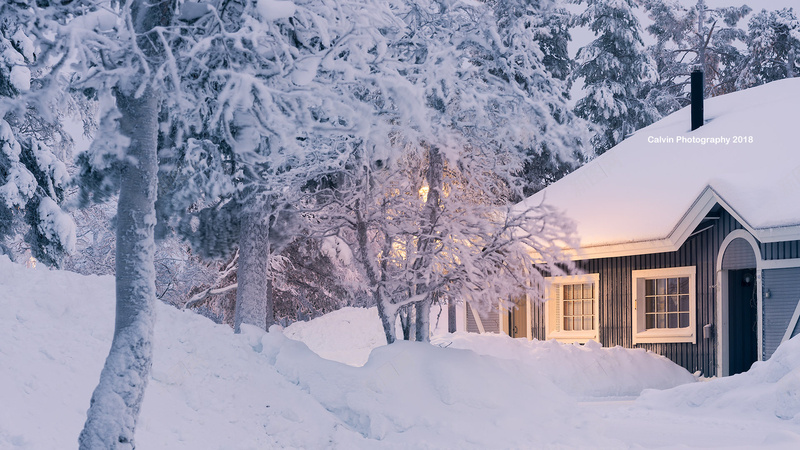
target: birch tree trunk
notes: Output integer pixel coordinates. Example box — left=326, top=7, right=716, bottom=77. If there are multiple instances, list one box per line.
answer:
left=399, top=305, right=412, bottom=340
left=79, top=2, right=172, bottom=447
left=414, top=297, right=431, bottom=342
left=234, top=209, right=274, bottom=332
left=79, top=87, right=160, bottom=450
left=354, top=198, right=397, bottom=344
left=413, top=145, right=443, bottom=343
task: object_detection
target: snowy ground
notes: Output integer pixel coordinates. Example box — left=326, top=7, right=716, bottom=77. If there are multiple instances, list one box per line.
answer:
left=2, top=256, right=799, bottom=449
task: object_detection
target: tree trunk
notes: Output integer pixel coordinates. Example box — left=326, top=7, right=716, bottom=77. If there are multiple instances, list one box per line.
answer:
left=448, top=297, right=457, bottom=333
left=412, top=144, right=443, bottom=343
left=80, top=3, right=172, bottom=447
left=354, top=199, right=396, bottom=344
left=415, top=295, right=431, bottom=342
left=234, top=209, right=274, bottom=332
left=79, top=87, right=159, bottom=449
left=399, top=304, right=412, bottom=340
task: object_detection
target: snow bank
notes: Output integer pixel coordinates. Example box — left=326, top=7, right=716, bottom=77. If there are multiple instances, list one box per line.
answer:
left=285, top=306, right=694, bottom=397
left=283, top=304, right=452, bottom=366
left=3, top=256, right=799, bottom=449
left=0, top=255, right=364, bottom=449
left=432, top=332, right=696, bottom=398
left=638, top=335, right=800, bottom=423
left=283, top=306, right=395, bottom=366
left=260, top=329, right=575, bottom=447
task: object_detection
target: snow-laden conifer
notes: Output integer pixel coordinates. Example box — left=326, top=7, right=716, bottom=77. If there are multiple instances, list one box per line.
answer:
left=0, top=0, right=76, bottom=266
left=573, top=0, right=659, bottom=154
left=737, top=8, right=800, bottom=89
left=642, top=0, right=750, bottom=114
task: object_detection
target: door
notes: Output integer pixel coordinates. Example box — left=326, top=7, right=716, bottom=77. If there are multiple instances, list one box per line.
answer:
left=507, top=297, right=527, bottom=338
left=728, top=269, right=758, bottom=375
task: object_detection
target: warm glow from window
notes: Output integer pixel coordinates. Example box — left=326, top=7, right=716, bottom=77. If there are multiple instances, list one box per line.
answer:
left=26, top=256, right=37, bottom=269
left=419, top=185, right=429, bottom=202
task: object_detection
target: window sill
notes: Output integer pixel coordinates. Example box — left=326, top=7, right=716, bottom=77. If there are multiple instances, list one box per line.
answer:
left=633, top=328, right=696, bottom=344
left=547, top=331, right=599, bottom=344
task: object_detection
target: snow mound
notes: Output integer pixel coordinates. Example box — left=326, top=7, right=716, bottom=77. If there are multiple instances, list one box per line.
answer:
left=284, top=304, right=452, bottom=366
left=4, top=255, right=799, bottom=449
left=638, top=335, right=800, bottom=423
left=0, top=255, right=364, bottom=449
left=285, top=306, right=695, bottom=397
left=283, top=306, right=395, bottom=366
left=260, top=330, right=575, bottom=447
left=433, top=332, right=696, bottom=398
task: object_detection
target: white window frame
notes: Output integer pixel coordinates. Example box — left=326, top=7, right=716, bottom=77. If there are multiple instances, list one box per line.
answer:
left=632, top=267, right=696, bottom=344
left=545, top=274, right=600, bottom=343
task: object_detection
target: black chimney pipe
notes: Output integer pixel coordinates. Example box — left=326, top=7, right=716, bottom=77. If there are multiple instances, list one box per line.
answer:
left=691, top=69, right=703, bottom=131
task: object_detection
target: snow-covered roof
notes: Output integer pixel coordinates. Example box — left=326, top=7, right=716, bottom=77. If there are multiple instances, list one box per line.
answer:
left=522, top=78, right=800, bottom=259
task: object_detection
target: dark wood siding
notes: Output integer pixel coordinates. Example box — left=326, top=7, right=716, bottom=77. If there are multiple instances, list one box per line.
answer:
left=530, top=301, right=546, bottom=340
left=574, top=207, right=749, bottom=377
left=722, top=238, right=757, bottom=269
left=760, top=240, right=800, bottom=260
left=466, top=304, right=500, bottom=334
left=762, top=268, right=800, bottom=359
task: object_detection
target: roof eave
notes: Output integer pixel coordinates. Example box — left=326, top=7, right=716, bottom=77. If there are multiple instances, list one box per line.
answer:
left=550, top=187, right=800, bottom=261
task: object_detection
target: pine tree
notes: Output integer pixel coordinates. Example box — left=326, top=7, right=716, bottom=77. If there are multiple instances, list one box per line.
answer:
left=573, top=0, right=659, bottom=154
left=737, top=8, right=800, bottom=89
left=490, top=0, right=589, bottom=191
left=0, top=0, right=76, bottom=266
left=643, top=0, right=750, bottom=114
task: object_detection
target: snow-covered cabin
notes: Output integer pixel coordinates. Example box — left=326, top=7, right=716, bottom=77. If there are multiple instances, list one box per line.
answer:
left=466, top=78, right=800, bottom=377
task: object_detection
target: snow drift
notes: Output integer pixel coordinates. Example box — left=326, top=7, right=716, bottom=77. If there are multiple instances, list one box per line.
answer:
left=2, top=255, right=800, bottom=448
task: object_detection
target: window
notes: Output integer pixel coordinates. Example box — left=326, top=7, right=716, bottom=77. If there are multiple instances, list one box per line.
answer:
left=632, top=267, right=696, bottom=344
left=545, top=274, right=600, bottom=343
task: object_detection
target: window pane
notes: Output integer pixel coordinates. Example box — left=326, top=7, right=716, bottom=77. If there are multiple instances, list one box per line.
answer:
left=668, top=295, right=678, bottom=312
left=657, top=278, right=667, bottom=295
left=668, top=278, right=678, bottom=295
left=646, top=314, right=655, bottom=329
left=657, top=314, right=666, bottom=328
left=584, top=284, right=593, bottom=299
left=564, top=301, right=573, bottom=316
left=646, top=298, right=656, bottom=313
left=574, top=301, right=582, bottom=315
left=679, top=313, right=689, bottom=328
left=564, top=285, right=572, bottom=301
left=584, top=300, right=593, bottom=315
left=668, top=313, right=678, bottom=328
left=680, top=295, right=689, bottom=312
left=657, top=297, right=666, bottom=312
left=583, top=316, right=592, bottom=331
left=646, top=279, right=655, bottom=296
left=679, top=277, right=689, bottom=294
left=564, top=317, right=571, bottom=331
